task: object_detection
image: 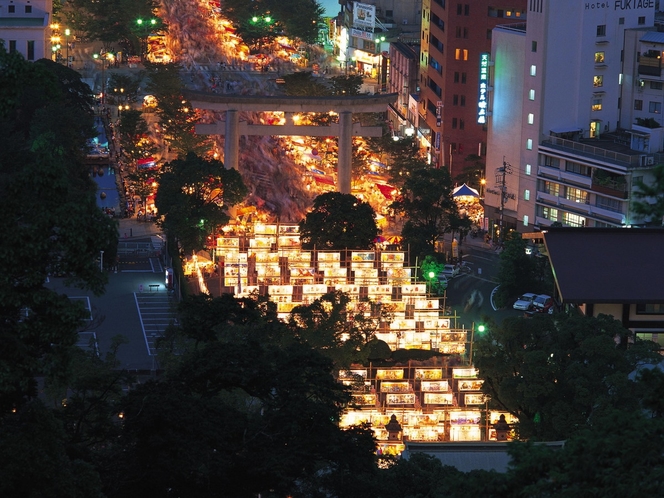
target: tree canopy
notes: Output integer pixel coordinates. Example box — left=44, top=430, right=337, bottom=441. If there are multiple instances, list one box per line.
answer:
left=298, top=192, right=379, bottom=250
left=0, top=46, right=117, bottom=413
left=390, top=166, right=459, bottom=262
left=632, top=163, right=664, bottom=225
left=473, top=312, right=660, bottom=440
left=155, top=153, right=247, bottom=252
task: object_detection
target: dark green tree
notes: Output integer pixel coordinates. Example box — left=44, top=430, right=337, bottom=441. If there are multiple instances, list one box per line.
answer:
left=454, top=153, right=485, bottom=190
left=144, top=61, right=211, bottom=156
left=117, top=109, right=158, bottom=163
left=0, top=47, right=117, bottom=412
left=390, top=166, right=458, bottom=262
left=329, top=74, right=364, bottom=96
left=104, top=294, right=376, bottom=497
left=155, top=153, right=247, bottom=252
left=493, top=231, right=552, bottom=308
left=299, top=192, right=379, bottom=250
left=107, top=73, right=141, bottom=105
left=632, top=163, right=664, bottom=225
left=473, top=313, right=660, bottom=440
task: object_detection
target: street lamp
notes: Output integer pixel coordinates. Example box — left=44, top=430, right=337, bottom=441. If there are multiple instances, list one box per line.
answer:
left=64, top=28, right=70, bottom=66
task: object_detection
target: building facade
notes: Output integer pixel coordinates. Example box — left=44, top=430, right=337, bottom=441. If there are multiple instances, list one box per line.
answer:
left=0, top=0, right=52, bottom=61
left=485, top=0, right=662, bottom=237
left=419, top=1, right=527, bottom=178
left=387, top=41, right=419, bottom=138
left=334, top=0, right=422, bottom=83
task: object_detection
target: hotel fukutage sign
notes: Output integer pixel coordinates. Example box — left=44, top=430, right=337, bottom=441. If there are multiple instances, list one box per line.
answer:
left=477, top=53, right=489, bottom=124
left=585, top=1, right=654, bottom=9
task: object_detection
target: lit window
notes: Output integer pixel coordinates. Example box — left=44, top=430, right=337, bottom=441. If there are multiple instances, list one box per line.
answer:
left=525, top=164, right=532, bottom=175
left=524, top=189, right=530, bottom=201
left=594, top=52, right=605, bottom=63
left=593, top=75, right=603, bottom=87
left=649, top=101, right=662, bottom=114
left=529, top=89, right=535, bottom=100
left=592, top=99, right=602, bottom=111
left=523, top=215, right=529, bottom=226
left=528, top=113, right=534, bottom=124
left=526, top=139, right=533, bottom=150
left=530, top=65, right=536, bottom=76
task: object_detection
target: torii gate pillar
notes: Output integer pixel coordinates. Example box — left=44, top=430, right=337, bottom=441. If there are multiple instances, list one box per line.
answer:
left=224, top=109, right=239, bottom=171
left=337, top=111, right=353, bottom=194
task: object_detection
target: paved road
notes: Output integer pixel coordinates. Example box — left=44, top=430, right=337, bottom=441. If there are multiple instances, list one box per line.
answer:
left=47, top=218, right=176, bottom=372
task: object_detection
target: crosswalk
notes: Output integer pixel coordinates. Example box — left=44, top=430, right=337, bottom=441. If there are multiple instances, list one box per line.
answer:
left=134, top=291, right=178, bottom=355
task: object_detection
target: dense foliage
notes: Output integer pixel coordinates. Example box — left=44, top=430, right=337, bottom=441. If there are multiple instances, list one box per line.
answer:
left=155, top=152, right=247, bottom=252
left=299, top=192, right=379, bottom=250
left=0, top=47, right=117, bottom=415
left=473, top=313, right=660, bottom=440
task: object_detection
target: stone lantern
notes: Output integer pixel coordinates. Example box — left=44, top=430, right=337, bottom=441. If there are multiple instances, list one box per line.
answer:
left=385, top=414, right=403, bottom=442
left=493, top=414, right=510, bottom=441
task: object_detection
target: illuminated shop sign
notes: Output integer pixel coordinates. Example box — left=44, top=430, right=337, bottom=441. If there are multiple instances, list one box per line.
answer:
left=477, top=53, right=490, bottom=124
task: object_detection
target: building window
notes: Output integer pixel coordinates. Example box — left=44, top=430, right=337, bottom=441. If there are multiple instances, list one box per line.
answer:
left=538, top=205, right=559, bottom=222
left=650, top=81, right=663, bottom=90
left=8, top=40, right=16, bottom=53
left=565, top=161, right=591, bottom=176
left=619, top=17, right=625, bottom=25
left=452, top=118, right=458, bottom=129
left=649, top=101, right=662, bottom=114
left=595, top=52, right=605, bottom=63
left=27, top=40, right=34, bottom=60
left=563, top=212, right=586, bottom=227
left=592, top=99, right=602, bottom=111
left=523, top=215, right=529, bottom=226
left=457, top=3, right=462, bottom=14
left=544, top=155, right=560, bottom=168
left=596, top=25, right=606, bottom=37
left=461, top=72, right=467, bottom=83
left=593, top=75, right=603, bottom=87
left=531, top=41, right=537, bottom=52
left=525, top=164, right=531, bottom=175
left=526, top=138, right=533, bottom=150
left=529, top=89, right=535, bottom=100
left=530, top=64, right=536, bottom=76
left=636, top=303, right=664, bottom=314
left=8, top=5, right=15, bottom=13
left=459, top=119, right=464, bottom=129
left=528, top=113, right=534, bottom=124
left=386, top=10, right=393, bottom=17
left=453, top=95, right=459, bottom=105
left=635, top=99, right=643, bottom=110
left=638, top=16, right=646, bottom=25
left=595, top=195, right=622, bottom=213
left=539, top=180, right=560, bottom=196
left=25, top=5, right=32, bottom=13
left=460, top=95, right=465, bottom=106
left=464, top=4, right=469, bottom=15
left=565, top=187, right=588, bottom=203
left=454, top=72, right=459, bottom=83
left=456, top=26, right=462, bottom=38
left=524, top=189, right=530, bottom=201
left=455, top=49, right=468, bottom=60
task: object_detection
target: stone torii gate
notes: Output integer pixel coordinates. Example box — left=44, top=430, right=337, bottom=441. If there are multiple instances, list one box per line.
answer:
left=185, top=91, right=398, bottom=194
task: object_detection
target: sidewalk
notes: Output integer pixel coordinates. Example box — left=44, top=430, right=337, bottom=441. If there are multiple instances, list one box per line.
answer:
left=117, top=217, right=162, bottom=241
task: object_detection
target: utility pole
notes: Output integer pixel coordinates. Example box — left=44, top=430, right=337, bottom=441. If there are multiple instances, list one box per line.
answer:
left=495, top=157, right=512, bottom=242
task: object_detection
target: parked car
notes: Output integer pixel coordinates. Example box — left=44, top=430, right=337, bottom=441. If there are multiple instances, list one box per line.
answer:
left=513, top=293, right=538, bottom=311
left=439, top=264, right=459, bottom=279
left=532, top=294, right=554, bottom=313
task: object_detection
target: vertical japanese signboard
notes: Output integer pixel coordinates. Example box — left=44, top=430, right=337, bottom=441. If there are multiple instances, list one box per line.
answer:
left=477, top=53, right=490, bottom=124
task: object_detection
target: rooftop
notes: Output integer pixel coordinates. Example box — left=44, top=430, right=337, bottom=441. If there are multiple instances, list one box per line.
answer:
left=543, top=228, right=664, bottom=304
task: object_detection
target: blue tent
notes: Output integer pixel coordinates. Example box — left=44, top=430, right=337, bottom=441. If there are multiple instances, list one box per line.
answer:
left=453, top=183, right=480, bottom=198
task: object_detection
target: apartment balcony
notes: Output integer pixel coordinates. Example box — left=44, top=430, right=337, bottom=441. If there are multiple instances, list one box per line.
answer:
left=588, top=204, right=624, bottom=223
left=638, top=54, right=662, bottom=77
left=537, top=165, right=592, bottom=188
left=540, top=136, right=640, bottom=169
left=590, top=181, right=628, bottom=199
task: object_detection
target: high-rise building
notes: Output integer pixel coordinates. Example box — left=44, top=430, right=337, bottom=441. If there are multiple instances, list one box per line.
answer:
left=484, top=1, right=663, bottom=237
left=419, top=1, right=527, bottom=178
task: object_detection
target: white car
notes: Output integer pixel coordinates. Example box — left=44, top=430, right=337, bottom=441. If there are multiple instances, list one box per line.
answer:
left=440, top=264, right=459, bottom=279
left=513, top=293, right=538, bottom=310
